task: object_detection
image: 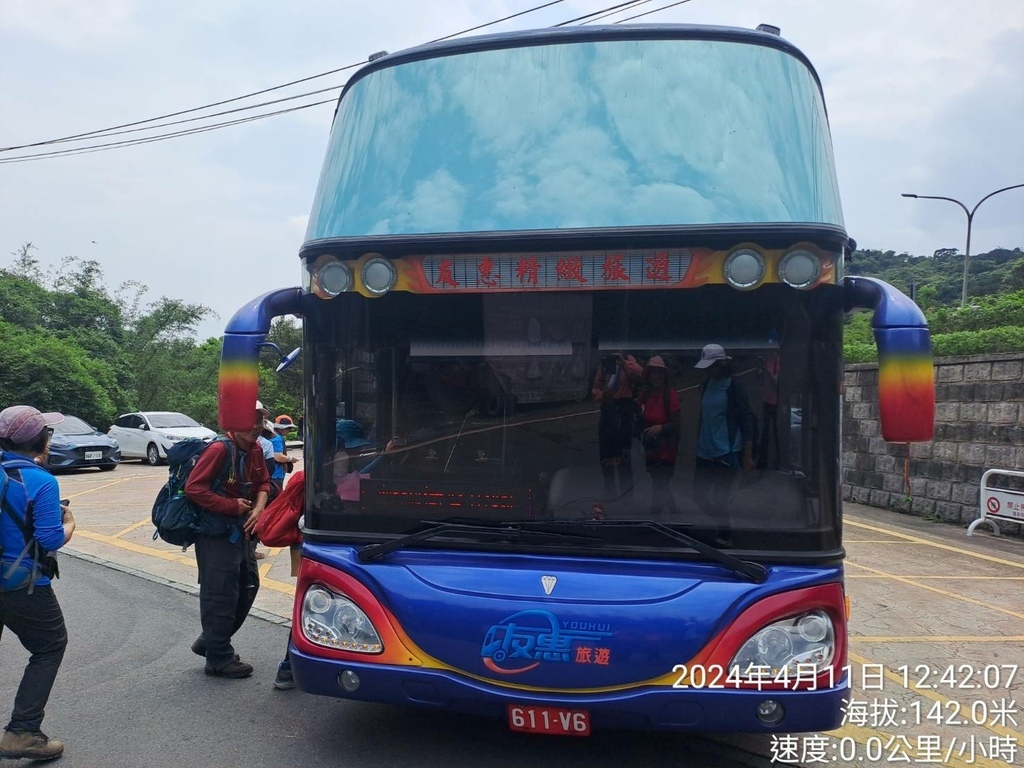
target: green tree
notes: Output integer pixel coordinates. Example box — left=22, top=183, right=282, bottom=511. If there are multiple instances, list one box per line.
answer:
left=0, top=321, right=116, bottom=426
left=257, top=317, right=304, bottom=422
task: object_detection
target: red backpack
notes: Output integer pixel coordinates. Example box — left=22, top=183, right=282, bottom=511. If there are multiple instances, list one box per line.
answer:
left=255, top=470, right=304, bottom=547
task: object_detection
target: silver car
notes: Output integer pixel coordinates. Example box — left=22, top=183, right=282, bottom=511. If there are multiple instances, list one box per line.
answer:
left=107, top=411, right=217, bottom=465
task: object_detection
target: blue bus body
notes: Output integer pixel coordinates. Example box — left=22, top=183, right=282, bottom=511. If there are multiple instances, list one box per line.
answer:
left=289, top=542, right=848, bottom=733
left=219, top=24, right=933, bottom=736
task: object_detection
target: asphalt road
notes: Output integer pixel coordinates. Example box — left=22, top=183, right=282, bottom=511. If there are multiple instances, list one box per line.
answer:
left=0, top=556, right=776, bottom=768
left=8, top=462, right=1023, bottom=767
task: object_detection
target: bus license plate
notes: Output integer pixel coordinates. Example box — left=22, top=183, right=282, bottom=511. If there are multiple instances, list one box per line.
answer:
left=507, top=705, right=590, bottom=736
left=85, top=451, right=102, bottom=460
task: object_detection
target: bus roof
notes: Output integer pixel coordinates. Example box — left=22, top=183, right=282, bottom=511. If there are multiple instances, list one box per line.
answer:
left=342, top=24, right=822, bottom=107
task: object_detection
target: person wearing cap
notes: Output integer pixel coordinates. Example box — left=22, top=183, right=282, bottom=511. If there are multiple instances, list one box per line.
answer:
left=636, top=356, right=681, bottom=517
left=693, top=343, right=757, bottom=545
left=184, top=400, right=272, bottom=679
left=331, top=419, right=374, bottom=485
left=0, top=406, right=76, bottom=761
left=267, top=418, right=295, bottom=493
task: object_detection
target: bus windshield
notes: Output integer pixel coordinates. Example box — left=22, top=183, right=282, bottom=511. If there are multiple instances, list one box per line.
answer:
left=306, top=281, right=843, bottom=556
left=306, top=33, right=842, bottom=239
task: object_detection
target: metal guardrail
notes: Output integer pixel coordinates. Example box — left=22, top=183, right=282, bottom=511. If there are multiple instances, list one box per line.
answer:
left=969, top=468, right=1024, bottom=537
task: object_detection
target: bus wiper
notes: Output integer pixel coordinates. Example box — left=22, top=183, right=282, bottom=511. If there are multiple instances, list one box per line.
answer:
left=512, top=519, right=768, bottom=584
left=357, top=520, right=602, bottom=563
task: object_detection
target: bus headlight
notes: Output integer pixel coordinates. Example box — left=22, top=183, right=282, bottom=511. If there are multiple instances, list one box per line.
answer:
left=723, top=248, right=766, bottom=290
left=316, top=261, right=353, bottom=297
left=308, top=256, right=352, bottom=299
left=301, top=585, right=383, bottom=653
left=778, top=249, right=821, bottom=288
left=361, top=256, right=397, bottom=295
left=729, top=609, right=835, bottom=680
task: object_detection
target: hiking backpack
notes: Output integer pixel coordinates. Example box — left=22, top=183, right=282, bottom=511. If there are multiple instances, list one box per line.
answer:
left=151, top=436, right=236, bottom=550
left=1, top=454, right=59, bottom=592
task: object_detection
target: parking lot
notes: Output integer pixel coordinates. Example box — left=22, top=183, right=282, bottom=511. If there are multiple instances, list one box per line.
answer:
left=54, top=459, right=1024, bottom=766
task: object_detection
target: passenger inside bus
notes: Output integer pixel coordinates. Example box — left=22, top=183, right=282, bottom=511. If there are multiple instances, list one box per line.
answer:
left=317, top=287, right=835, bottom=544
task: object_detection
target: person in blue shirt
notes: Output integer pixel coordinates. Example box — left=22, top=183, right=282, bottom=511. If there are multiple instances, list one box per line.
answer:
left=0, top=405, right=76, bottom=762
left=267, top=419, right=294, bottom=494
left=693, top=344, right=756, bottom=547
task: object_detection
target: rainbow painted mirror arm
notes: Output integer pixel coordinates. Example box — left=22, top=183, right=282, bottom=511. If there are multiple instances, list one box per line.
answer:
left=218, top=287, right=304, bottom=432
left=844, top=276, right=935, bottom=442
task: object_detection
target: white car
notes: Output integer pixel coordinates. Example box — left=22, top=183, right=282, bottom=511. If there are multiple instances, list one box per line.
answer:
left=108, top=411, right=217, bottom=465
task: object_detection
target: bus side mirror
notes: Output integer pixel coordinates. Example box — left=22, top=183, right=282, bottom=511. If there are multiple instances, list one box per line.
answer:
left=257, top=341, right=302, bottom=372
left=219, top=287, right=303, bottom=431
left=277, top=347, right=302, bottom=373
left=845, top=276, right=934, bottom=443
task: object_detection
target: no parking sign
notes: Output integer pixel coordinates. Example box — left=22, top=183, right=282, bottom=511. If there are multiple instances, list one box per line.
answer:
left=969, top=469, right=1024, bottom=536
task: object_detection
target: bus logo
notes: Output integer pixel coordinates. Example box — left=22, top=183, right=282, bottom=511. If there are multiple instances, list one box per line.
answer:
left=541, top=575, right=557, bottom=595
left=481, top=610, right=612, bottom=675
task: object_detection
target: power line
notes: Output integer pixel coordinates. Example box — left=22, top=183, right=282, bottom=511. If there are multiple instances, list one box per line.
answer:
left=552, top=0, right=649, bottom=26
left=579, top=0, right=655, bottom=24
left=613, top=0, right=694, bottom=23
left=16, top=84, right=346, bottom=149
left=0, top=0, right=569, bottom=154
left=0, top=67, right=360, bottom=154
left=0, top=100, right=336, bottom=164
left=2, top=0, right=698, bottom=163
left=426, top=0, right=566, bottom=43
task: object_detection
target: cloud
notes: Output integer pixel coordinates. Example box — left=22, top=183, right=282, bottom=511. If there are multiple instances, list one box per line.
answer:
left=0, top=0, right=1021, bottom=344
left=0, top=0, right=137, bottom=48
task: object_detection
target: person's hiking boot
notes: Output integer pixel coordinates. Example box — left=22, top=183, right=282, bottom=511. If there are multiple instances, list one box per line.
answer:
left=191, top=638, right=239, bottom=662
left=273, top=660, right=296, bottom=690
left=0, top=729, right=65, bottom=761
left=205, top=659, right=254, bottom=679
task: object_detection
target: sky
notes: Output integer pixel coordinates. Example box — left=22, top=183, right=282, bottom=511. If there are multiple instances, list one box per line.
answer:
left=1, top=0, right=1022, bottom=341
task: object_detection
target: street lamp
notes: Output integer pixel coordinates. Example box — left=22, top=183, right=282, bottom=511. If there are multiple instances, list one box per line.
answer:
left=902, top=183, right=1024, bottom=306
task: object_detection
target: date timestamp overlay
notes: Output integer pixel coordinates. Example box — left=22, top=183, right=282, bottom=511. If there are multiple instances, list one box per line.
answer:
left=763, top=663, right=1020, bottom=765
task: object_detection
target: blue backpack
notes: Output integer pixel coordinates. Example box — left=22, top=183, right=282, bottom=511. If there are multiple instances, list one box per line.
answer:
left=1, top=454, right=59, bottom=592
left=151, top=436, right=236, bottom=550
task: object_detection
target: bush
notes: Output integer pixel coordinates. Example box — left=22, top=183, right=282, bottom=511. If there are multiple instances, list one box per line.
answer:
left=844, top=325, right=1024, bottom=363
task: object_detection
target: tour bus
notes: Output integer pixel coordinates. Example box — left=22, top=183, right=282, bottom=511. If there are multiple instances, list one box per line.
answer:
left=218, top=25, right=934, bottom=735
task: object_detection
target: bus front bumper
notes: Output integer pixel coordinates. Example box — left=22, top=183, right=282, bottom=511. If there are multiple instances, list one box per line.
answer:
left=289, top=645, right=849, bottom=733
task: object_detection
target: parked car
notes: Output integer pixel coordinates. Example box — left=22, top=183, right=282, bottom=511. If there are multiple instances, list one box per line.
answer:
left=44, top=414, right=121, bottom=472
left=108, top=411, right=217, bottom=465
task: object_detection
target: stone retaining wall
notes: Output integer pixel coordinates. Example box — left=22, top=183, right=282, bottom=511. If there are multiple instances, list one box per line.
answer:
left=842, top=353, right=1024, bottom=536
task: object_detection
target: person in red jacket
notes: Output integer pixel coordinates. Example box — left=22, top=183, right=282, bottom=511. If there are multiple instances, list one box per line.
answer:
left=185, top=402, right=271, bottom=679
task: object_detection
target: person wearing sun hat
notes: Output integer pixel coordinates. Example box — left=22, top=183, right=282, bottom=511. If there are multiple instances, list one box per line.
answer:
left=693, top=344, right=756, bottom=546
left=0, top=406, right=76, bottom=761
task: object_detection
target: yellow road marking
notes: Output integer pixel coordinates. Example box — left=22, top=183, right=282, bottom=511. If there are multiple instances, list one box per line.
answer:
left=848, top=575, right=1024, bottom=580
left=64, top=475, right=146, bottom=498
left=260, top=576, right=296, bottom=597
left=846, top=517, right=1024, bottom=571
left=846, top=561, right=1024, bottom=621
left=848, top=650, right=1024, bottom=747
left=73, top=529, right=195, bottom=566
left=113, top=518, right=153, bottom=539
left=845, top=539, right=905, bottom=543
left=73, top=527, right=296, bottom=597
left=851, top=636, right=1024, bottom=643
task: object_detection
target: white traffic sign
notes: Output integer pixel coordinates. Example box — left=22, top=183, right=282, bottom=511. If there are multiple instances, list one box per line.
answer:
left=969, top=469, right=1024, bottom=536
